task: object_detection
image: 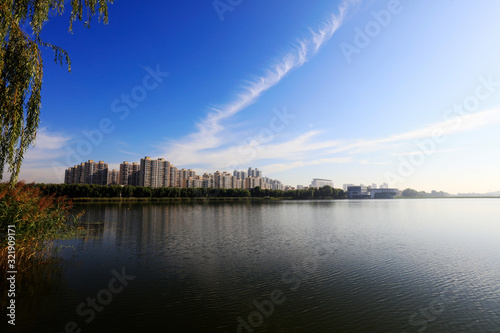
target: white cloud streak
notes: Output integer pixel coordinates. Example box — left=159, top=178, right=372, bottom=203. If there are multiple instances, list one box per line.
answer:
left=3, top=128, right=70, bottom=182
left=263, top=157, right=353, bottom=173
left=194, top=107, right=500, bottom=175
left=326, top=108, right=500, bottom=156
left=161, top=0, right=357, bottom=164
left=23, top=128, right=70, bottom=162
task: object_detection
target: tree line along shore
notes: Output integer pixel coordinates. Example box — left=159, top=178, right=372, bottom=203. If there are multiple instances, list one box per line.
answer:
left=36, top=183, right=347, bottom=200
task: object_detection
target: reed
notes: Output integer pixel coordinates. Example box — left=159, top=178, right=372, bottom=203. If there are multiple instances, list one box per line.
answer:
left=0, top=182, right=84, bottom=306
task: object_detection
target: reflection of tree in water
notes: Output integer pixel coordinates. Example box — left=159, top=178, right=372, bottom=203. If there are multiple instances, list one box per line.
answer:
left=78, top=220, right=105, bottom=238
left=71, top=205, right=106, bottom=238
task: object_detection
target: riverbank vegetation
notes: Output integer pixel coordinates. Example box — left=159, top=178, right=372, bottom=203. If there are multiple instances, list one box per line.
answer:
left=0, top=182, right=83, bottom=293
left=401, top=188, right=450, bottom=198
left=36, top=183, right=346, bottom=200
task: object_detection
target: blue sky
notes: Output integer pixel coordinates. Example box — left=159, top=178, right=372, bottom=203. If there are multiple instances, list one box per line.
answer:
left=11, top=0, right=500, bottom=193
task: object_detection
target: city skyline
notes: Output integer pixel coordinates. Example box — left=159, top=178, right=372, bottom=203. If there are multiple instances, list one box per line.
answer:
left=64, top=157, right=286, bottom=190
left=6, top=0, right=500, bottom=194
left=63, top=156, right=396, bottom=191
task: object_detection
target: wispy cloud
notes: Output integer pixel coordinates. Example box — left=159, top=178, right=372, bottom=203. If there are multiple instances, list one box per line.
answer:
left=160, top=0, right=357, bottom=165
left=23, top=128, right=70, bottom=162
left=176, top=107, right=500, bottom=175
left=263, top=157, right=353, bottom=173
left=326, top=108, right=500, bottom=156
left=155, top=0, right=500, bottom=179
left=119, top=150, right=141, bottom=157
left=392, top=148, right=466, bottom=157
left=3, top=128, right=71, bottom=182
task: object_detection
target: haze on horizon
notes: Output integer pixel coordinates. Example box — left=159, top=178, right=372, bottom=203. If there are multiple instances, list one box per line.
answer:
left=8, top=0, right=500, bottom=194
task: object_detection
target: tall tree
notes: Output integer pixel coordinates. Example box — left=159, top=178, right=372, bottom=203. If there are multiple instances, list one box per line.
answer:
left=0, top=0, right=113, bottom=184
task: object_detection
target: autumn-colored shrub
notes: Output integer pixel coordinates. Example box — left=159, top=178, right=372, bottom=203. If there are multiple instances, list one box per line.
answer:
left=0, top=182, right=82, bottom=271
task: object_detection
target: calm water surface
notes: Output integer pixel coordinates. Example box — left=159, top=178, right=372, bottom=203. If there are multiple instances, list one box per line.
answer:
left=6, top=199, right=500, bottom=332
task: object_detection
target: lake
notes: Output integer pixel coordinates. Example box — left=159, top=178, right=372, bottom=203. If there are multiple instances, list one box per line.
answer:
left=6, top=199, right=500, bottom=332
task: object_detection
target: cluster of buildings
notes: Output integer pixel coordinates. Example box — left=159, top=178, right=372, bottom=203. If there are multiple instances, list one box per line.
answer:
left=296, top=180, right=398, bottom=199
left=342, top=183, right=390, bottom=191
left=64, top=159, right=398, bottom=198
left=64, top=157, right=285, bottom=190
left=344, top=183, right=398, bottom=199
left=64, top=160, right=119, bottom=186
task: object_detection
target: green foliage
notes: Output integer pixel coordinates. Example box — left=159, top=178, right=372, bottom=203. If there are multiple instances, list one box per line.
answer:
left=402, top=188, right=418, bottom=197
left=36, top=183, right=347, bottom=200
left=0, top=0, right=113, bottom=184
left=402, top=188, right=449, bottom=198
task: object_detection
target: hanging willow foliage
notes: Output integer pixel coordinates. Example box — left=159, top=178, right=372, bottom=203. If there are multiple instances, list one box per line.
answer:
left=0, top=0, right=113, bottom=184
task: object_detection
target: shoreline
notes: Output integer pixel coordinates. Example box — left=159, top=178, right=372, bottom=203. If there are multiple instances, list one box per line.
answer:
left=70, top=196, right=500, bottom=202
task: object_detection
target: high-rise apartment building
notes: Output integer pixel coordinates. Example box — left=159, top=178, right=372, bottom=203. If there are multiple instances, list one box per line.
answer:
left=108, top=169, right=119, bottom=185
left=119, top=162, right=132, bottom=185
left=119, top=162, right=141, bottom=186
left=163, top=161, right=171, bottom=188
left=139, top=157, right=152, bottom=187
left=150, top=158, right=165, bottom=188
left=64, top=160, right=109, bottom=185
left=130, top=162, right=140, bottom=186
left=138, top=157, right=187, bottom=188
left=139, top=157, right=168, bottom=188
left=65, top=158, right=289, bottom=190
left=169, top=165, right=178, bottom=187
left=94, top=161, right=109, bottom=185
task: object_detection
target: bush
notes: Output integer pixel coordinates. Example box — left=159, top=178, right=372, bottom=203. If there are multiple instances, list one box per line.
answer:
left=0, top=182, right=81, bottom=270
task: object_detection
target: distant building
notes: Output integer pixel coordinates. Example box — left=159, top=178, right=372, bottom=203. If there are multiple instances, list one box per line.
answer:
left=64, top=160, right=109, bottom=185
left=245, top=177, right=261, bottom=189
left=369, top=188, right=398, bottom=199
left=310, top=178, right=333, bottom=188
left=347, top=185, right=398, bottom=199
left=139, top=157, right=174, bottom=188
left=94, top=161, right=109, bottom=185
left=343, top=184, right=355, bottom=192
left=108, top=169, right=119, bottom=185
left=131, top=162, right=140, bottom=186
left=247, top=167, right=259, bottom=178
left=65, top=159, right=290, bottom=190
left=119, top=161, right=140, bottom=186
left=347, top=185, right=369, bottom=199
